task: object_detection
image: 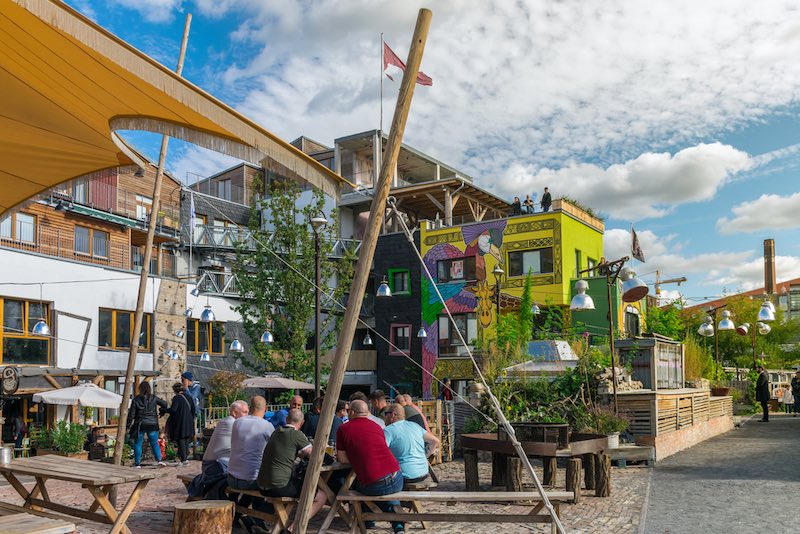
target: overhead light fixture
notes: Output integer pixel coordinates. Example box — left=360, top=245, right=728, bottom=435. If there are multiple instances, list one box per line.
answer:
left=619, top=267, right=649, bottom=302
left=229, top=338, right=244, bottom=353
left=763, top=298, right=776, bottom=314
left=168, top=348, right=179, bottom=360
left=174, top=327, right=185, bottom=338
left=184, top=308, right=193, bottom=317
left=31, top=283, right=50, bottom=336
left=310, top=214, right=328, bottom=232
left=190, top=287, right=201, bottom=297
left=200, top=305, right=215, bottom=323
left=718, top=310, right=735, bottom=331
left=757, top=302, right=775, bottom=322
left=531, top=303, right=541, bottom=315
left=697, top=316, right=714, bottom=337
left=200, top=351, right=211, bottom=362
left=492, top=264, right=505, bottom=283
left=570, top=279, right=595, bottom=311
left=134, top=167, right=145, bottom=177
left=757, top=321, right=771, bottom=335
left=363, top=332, right=374, bottom=346
left=260, top=330, right=274, bottom=344
left=417, top=327, right=427, bottom=338
left=736, top=323, right=750, bottom=336
left=376, top=276, right=392, bottom=298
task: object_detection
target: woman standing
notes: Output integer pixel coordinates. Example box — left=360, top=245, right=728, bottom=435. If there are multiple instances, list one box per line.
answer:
left=166, top=382, right=196, bottom=465
left=126, top=381, right=167, bottom=467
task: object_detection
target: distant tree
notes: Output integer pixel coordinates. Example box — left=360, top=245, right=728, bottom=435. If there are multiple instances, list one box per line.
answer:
left=645, top=303, right=685, bottom=340
left=207, top=371, right=247, bottom=407
left=232, top=178, right=354, bottom=380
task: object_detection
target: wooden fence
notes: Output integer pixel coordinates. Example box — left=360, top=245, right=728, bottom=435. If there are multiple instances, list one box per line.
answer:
left=618, top=389, right=733, bottom=437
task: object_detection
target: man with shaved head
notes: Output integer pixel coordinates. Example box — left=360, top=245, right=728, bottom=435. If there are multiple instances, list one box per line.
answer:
left=269, top=394, right=304, bottom=428
left=228, top=396, right=275, bottom=490
left=202, top=399, right=249, bottom=474
left=400, top=394, right=428, bottom=431
left=337, top=400, right=404, bottom=534
left=384, top=404, right=440, bottom=486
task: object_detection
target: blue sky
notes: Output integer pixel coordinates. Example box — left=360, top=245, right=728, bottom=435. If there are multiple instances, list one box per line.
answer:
left=67, top=1, right=800, bottom=305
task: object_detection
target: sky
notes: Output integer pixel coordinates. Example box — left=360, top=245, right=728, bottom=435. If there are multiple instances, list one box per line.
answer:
left=67, top=0, right=800, bottom=306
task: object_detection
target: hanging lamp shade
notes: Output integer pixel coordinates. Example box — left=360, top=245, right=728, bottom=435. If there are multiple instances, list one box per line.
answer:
left=757, top=302, right=775, bottom=322
left=174, top=327, right=185, bottom=338
left=417, top=327, right=427, bottom=338
left=757, top=322, right=771, bottom=335
left=184, top=307, right=193, bottom=317
left=32, top=320, right=50, bottom=336
left=310, top=215, right=328, bottom=232
left=200, top=305, right=215, bottom=323
left=619, top=267, right=649, bottom=302
left=376, top=276, right=392, bottom=298
left=200, top=351, right=211, bottom=361
left=531, top=303, right=541, bottom=315
left=718, top=310, right=735, bottom=330
left=698, top=316, right=714, bottom=337
left=736, top=323, right=750, bottom=336
left=763, top=299, right=776, bottom=314
left=363, top=332, right=374, bottom=346
left=168, top=348, right=179, bottom=360
left=190, top=287, right=201, bottom=297
left=229, top=338, right=244, bottom=353
left=260, top=330, right=274, bottom=344
left=570, top=280, right=595, bottom=311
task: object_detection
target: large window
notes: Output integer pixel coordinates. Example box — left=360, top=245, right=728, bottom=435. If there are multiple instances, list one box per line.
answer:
left=575, top=249, right=582, bottom=277
left=217, top=179, right=232, bottom=200
left=389, top=324, right=411, bottom=355
left=186, top=319, right=225, bottom=354
left=508, top=247, right=554, bottom=277
left=74, top=226, right=109, bottom=258
left=135, top=194, right=152, bottom=221
left=0, top=213, right=36, bottom=243
left=438, top=313, right=477, bottom=357
left=388, top=269, right=411, bottom=295
left=1, top=298, right=50, bottom=365
left=437, top=256, right=477, bottom=283
left=98, top=309, right=151, bottom=351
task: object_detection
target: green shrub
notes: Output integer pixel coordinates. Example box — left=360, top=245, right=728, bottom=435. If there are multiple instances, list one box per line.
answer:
left=588, top=405, right=630, bottom=434
left=49, top=420, right=87, bottom=454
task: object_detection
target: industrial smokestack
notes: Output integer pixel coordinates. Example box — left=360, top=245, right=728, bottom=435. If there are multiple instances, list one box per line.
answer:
left=764, top=239, right=776, bottom=295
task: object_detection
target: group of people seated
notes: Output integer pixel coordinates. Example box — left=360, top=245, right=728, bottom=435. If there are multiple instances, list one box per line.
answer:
left=193, top=389, right=439, bottom=534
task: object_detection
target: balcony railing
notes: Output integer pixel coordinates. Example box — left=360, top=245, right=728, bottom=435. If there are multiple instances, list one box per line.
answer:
left=197, top=270, right=241, bottom=297
left=0, top=224, right=176, bottom=277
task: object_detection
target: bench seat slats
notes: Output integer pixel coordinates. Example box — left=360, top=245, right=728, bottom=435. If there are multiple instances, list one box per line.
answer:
left=338, top=490, right=573, bottom=502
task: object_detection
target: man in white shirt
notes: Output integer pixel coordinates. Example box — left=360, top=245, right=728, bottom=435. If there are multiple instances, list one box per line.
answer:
left=227, top=396, right=275, bottom=490
left=202, top=400, right=248, bottom=474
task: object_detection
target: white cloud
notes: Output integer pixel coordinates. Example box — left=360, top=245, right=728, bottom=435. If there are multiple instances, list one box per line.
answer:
left=716, top=192, right=800, bottom=234
left=503, top=143, right=751, bottom=220
left=111, top=0, right=181, bottom=23
left=168, top=144, right=243, bottom=185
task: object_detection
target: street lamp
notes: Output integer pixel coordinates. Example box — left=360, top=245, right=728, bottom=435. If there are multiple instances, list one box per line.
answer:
left=736, top=304, right=775, bottom=369
left=698, top=306, right=726, bottom=380
left=492, top=264, right=504, bottom=317
left=571, top=257, right=648, bottom=414
left=310, top=212, right=328, bottom=398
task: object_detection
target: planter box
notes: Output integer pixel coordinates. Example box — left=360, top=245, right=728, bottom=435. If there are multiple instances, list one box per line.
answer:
left=710, top=387, right=731, bottom=397
left=499, top=422, right=570, bottom=449
left=36, top=449, right=89, bottom=460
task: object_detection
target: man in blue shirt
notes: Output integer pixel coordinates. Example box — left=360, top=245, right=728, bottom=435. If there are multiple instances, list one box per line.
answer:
left=268, top=394, right=303, bottom=428
left=383, top=404, right=440, bottom=485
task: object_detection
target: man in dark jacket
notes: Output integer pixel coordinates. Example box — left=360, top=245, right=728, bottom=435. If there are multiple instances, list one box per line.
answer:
left=541, top=187, right=552, bottom=212
left=791, top=371, right=800, bottom=417
left=166, top=382, right=197, bottom=464
left=755, top=365, right=770, bottom=422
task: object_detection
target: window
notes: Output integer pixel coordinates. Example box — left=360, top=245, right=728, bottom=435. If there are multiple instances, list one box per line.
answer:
left=438, top=313, right=477, bottom=357
left=575, top=249, right=582, bottom=277
left=388, top=269, right=411, bottom=295
left=135, top=194, right=152, bottom=221
left=72, top=178, right=88, bottom=204
left=436, top=256, right=477, bottom=283
left=217, top=179, right=231, bottom=200
left=0, top=213, right=36, bottom=243
left=0, top=297, right=50, bottom=365
left=508, top=247, right=554, bottom=277
left=98, top=309, right=151, bottom=351
left=74, top=226, right=109, bottom=258
left=587, top=258, right=597, bottom=277
left=186, top=319, right=225, bottom=354
left=389, top=324, right=411, bottom=355
left=193, top=214, right=207, bottom=244
left=624, top=307, right=641, bottom=337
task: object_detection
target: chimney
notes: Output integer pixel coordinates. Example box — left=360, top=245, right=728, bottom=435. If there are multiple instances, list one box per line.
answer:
left=764, top=239, right=776, bottom=295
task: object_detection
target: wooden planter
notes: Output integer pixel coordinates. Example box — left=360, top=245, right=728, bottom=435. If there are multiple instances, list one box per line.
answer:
left=710, top=387, right=731, bottom=397
left=36, top=449, right=89, bottom=460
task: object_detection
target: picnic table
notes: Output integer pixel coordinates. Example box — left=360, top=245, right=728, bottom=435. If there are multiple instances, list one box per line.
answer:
left=0, top=454, right=159, bottom=534
left=316, top=461, right=355, bottom=533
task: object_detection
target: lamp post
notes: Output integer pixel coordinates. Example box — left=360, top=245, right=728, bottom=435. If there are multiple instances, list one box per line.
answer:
left=738, top=300, right=775, bottom=369
left=571, top=257, right=648, bottom=414
left=310, top=213, right=328, bottom=398
left=697, top=306, right=731, bottom=380
left=493, top=264, right=504, bottom=317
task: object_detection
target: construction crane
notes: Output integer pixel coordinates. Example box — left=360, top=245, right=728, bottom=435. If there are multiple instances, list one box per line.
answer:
left=655, top=270, right=687, bottom=301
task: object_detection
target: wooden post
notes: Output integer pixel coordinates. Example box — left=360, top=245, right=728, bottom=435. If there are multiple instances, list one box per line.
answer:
left=583, top=454, right=596, bottom=490
left=172, top=501, right=233, bottom=534
left=491, top=452, right=507, bottom=486
left=566, top=458, right=582, bottom=504
left=543, top=457, right=557, bottom=486
left=111, top=13, right=193, bottom=503
left=595, top=453, right=611, bottom=497
left=293, top=10, right=433, bottom=533
left=464, top=449, right=480, bottom=491
left=506, top=457, right=522, bottom=492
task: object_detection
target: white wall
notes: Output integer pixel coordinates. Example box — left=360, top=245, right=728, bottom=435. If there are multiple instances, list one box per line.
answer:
left=0, top=249, right=158, bottom=371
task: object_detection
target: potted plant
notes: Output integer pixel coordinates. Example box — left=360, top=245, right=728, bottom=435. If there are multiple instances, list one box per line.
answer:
left=590, top=406, right=630, bottom=449
left=83, top=406, right=95, bottom=426
left=37, top=421, right=89, bottom=459
left=710, top=380, right=732, bottom=397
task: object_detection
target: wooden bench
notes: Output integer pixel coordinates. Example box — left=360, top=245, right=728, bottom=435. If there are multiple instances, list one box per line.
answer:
left=226, top=487, right=296, bottom=534
left=0, top=502, right=76, bottom=534
left=338, top=490, right=573, bottom=534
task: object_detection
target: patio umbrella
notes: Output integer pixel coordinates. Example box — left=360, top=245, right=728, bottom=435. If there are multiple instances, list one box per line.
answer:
left=241, top=376, right=315, bottom=390
left=33, top=382, right=123, bottom=409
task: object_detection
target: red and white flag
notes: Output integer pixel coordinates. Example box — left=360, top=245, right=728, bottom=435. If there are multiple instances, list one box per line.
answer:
left=383, top=42, right=432, bottom=86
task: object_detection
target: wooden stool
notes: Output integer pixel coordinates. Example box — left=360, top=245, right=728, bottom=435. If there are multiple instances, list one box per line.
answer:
left=172, top=501, right=234, bottom=534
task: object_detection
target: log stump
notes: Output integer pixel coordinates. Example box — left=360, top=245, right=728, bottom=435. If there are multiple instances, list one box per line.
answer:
left=491, top=453, right=507, bottom=486
left=506, top=457, right=523, bottom=492
left=542, top=457, right=558, bottom=487
left=594, top=453, right=611, bottom=497
left=464, top=448, right=480, bottom=491
left=172, top=501, right=234, bottom=534
left=583, top=453, right=596, bottom=490
left=566, top=457, right=582, bottom=504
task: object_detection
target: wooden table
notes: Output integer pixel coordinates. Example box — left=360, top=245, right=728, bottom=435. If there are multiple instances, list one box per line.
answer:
left=0, top=454, right=159, bottom=534
left=316, top=462, right=355, bottom=534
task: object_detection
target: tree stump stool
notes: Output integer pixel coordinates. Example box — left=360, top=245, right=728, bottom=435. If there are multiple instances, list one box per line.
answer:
left=506, top=457, right=523, bottom=492
left=491, top=453, right=507, bottom=486
left=583, top=453, right=596, bottom=490
left=542, top=457, right=558, bottom=487
left=594, top=453, right=611, bottom=497
left=566, top=457, right=582, bottom=504
left=172, top=501, right=234, bottom=534
left=464, top=449, right=480, bottom=491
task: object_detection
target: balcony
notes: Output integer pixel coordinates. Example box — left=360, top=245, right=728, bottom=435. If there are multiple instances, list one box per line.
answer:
left=196, top=269, right=241, bottom=297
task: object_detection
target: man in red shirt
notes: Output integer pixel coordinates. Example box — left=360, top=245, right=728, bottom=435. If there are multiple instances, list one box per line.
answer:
left=337, top=399, right=404, bottom=534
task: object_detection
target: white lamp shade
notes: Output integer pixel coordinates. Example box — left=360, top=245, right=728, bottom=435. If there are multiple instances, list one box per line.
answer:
left=260, top=330, right=274, bottom=343
left=310, top=215, right=328, bottom=231
left=31, top=320, right=50, bottom=336
left=200, top=351, right=211, bottom=361
left=200, top=306, right=215, bottom=323
left=190, top=287, right=201, bottom=297
left=621, top=275, right=649, bottom=303
left=184, top=308, right=193, bottom=317
left=417, top=327, right=427, bottom=338
left=757, top=303, right=775, bottom=322
left=757, top=322, right=771, bottom=335
left=168, top=349, right=179, bottom=360
left=363, top=333, right=374, bottom=346
left=697, top=323, right=714, bottom=337
left=718, top=310, right=735, bottom=330
left=174, top=328, right=185, bottom=338
left=376, top=277, right=392, bottom=298
left=229, top=338, right=244, bottom=353
left=531, top=303, right=541, bottom=315
left=764, top=300, right=776, bottom=314
left=570, top=279, right=595, bottom=311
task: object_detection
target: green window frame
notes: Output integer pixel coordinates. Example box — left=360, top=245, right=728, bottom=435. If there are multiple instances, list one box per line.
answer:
left=388, top=268, right=411, bottom=295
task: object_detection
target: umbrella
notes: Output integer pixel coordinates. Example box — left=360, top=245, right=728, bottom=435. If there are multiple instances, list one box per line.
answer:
left=33, top=382, right=123, bottom=409
left=241, top=376, right=315, bottom=390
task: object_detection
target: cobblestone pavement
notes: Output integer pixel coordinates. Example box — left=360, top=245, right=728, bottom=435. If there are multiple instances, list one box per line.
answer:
left=0, top=456, right=649, bottom=533
left=644, top=413, right=800, bottom=534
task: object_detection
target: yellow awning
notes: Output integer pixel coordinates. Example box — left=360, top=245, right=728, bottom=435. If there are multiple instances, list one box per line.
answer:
left=0, top=0, right=350, bottom=215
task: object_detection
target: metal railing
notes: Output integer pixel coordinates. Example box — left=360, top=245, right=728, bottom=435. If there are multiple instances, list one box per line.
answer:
left=190, top=181, right=248, bottom=205
left=197, top=269, right=241, bottom=296
left=204, top=403, right=312, bottom=426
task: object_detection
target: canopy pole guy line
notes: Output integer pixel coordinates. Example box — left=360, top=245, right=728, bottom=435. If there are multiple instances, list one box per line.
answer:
left=390, top=197, right=567, bottom=534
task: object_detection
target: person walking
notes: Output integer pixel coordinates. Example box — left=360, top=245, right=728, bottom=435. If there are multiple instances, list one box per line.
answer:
left=756, top=365, right=770, bottom=422
left=791, top=371, right=800, bottom=416
left=126, top=381, right=167, bottom=468
left=541, top=187, right=552, bottom=212
left=165, top=382, right=197, bottom=465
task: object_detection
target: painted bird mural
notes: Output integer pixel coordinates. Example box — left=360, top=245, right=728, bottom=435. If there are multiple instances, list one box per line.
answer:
left=462, top=220, right=507, bottom=282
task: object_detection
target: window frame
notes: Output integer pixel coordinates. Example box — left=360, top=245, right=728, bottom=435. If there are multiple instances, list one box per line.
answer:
left=186, top=319, right=225, bottom=355
left=98, top=308, right=152, bottom=352
left=436, top=256, right=477, bottom=283
left=0, top=212, right=37, bottom=243
left=388, top=268, right=411, bottom=296
left=389, top=323, right=411, bottom=356
left=0, top=297, right=51, bottom=366
left=507, top=247, right=555, bottom=278
left=437, top=313, right=478, bottom=355
left=74, top=225, right=110, bottom=259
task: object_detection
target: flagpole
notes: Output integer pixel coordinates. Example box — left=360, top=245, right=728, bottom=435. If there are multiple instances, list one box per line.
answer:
left=380, top=32, right=384, bottom=133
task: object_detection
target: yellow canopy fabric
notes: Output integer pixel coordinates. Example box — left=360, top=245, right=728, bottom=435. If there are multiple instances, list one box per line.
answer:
left=0, top=0, right=349, bottom=215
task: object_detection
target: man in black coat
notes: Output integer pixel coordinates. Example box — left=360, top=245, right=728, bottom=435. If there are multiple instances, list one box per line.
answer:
left=755, top=365, right=770, bottom=422
left=166, top=382, right=197, bottom=464
left=541, top=187, right=552, bottom=212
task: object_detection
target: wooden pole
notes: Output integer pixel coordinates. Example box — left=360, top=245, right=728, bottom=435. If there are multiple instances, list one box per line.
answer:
left=566, top=457, right=582, bottom=504
left=111, top=12, right=192, bottom=493
left=293, top=9, right=432, bottom=533
left=607, top=272, right=619, bottom=414
left=594, top=453, right=611, bottom=497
